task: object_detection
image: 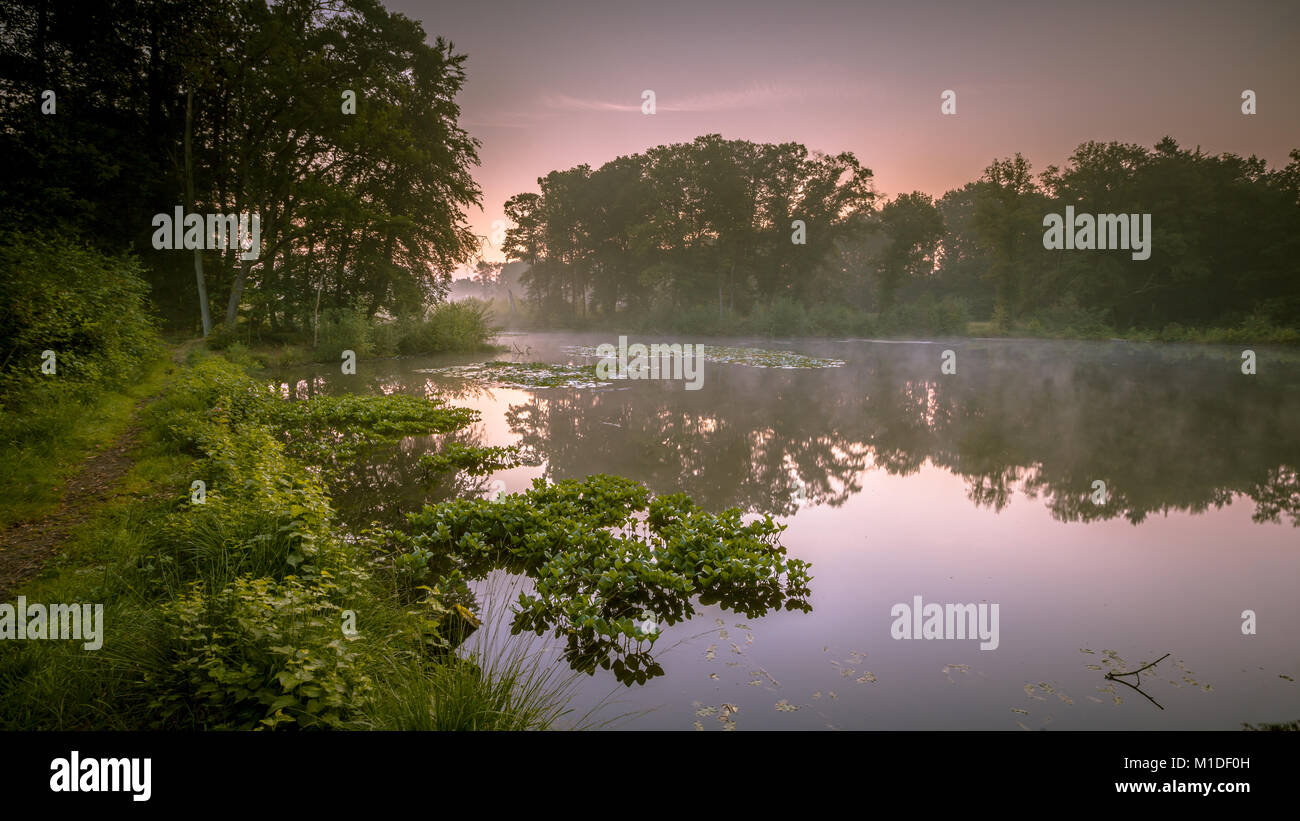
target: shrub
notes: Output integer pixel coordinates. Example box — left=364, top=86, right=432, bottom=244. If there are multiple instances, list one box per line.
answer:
left=750, top=297, right=809, bottom=337
left=395, top=300, right=495, bottom=355
left=1030, top=295, right=1111, bottom=338
left=806, top=302, right=866, bottom=336
left=151, top=575, right=373, bottom=730
left=315, top=307, right=372, bottom=362
left=0, top=230, right=160, bottom=407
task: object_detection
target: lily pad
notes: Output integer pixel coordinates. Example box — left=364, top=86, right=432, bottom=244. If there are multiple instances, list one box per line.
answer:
left=562, top=344, right=845, bottom=369
left=416, top=360, right=611, bottom=389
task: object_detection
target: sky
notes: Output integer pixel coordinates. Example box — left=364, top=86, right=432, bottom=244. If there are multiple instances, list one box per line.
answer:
left=383, top=0, right=1300, bottom=271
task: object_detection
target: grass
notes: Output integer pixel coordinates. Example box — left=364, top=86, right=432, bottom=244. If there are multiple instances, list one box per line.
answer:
left=0, top=354, right=172, bottom=528
left=354, top=577, right=608, bottom=731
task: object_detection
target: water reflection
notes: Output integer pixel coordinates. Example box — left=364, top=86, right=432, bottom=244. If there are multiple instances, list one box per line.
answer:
left=271, top=340, right=1300, bottom=532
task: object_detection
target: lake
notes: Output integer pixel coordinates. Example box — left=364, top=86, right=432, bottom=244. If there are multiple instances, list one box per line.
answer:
left=269, top=332, right=1300, bottom=730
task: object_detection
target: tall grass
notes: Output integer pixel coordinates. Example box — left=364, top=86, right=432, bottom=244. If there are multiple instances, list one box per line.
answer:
left=355, top=575, right=607, bottom=731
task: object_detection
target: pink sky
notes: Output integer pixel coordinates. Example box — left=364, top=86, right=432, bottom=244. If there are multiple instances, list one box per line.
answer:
left=386, top=0, right=1300, bottom=274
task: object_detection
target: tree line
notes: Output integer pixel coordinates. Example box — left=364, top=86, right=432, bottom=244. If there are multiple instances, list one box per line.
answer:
left=503, top=135, right=1300, bottom=334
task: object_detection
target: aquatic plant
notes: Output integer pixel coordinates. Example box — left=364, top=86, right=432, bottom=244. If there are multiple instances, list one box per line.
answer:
left=390, top=475, right=813, bottom=685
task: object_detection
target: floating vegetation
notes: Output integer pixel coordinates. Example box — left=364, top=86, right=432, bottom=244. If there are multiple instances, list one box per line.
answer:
left=1016, top=649, right=1215, bottom=724
left=562, top=344, right=846, bottom=369
left=775, top=699, right=799, bottom=712
left=415, top=360, right=611, bottom=389
left=416, top=441, right=538, bottom=479
left=691, top=700, right=739, bottom=730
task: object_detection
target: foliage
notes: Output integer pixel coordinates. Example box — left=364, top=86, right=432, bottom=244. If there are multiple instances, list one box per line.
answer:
left=260, top=393, right=478, bottom=470
left=0, top=231, right=160, bottom=406
left=392, top=300, right=497, bottom=355
left=315, top=307, right=374, bottom=363
left=150, top=575, right=372, bottom=730
left=0, top=351, right=564, bottom=732
left=394, top=476, right=813, bottom=685
left=503, top=138, right=1300, bottom=340
left=503, top=135, right=876, bottom=320
left=417, top=442, right=534, bottom=478
left=0, top=1, right=483, bottom=331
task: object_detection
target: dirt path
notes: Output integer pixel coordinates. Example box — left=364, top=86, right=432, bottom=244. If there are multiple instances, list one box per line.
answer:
left=0, top=341, right=196, bottom=602
left=0, top=422, right=146, bottom=601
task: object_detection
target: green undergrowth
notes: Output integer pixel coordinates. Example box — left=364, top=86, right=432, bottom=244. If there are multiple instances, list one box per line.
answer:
left=0, top=230, right=166, bottom=526
left=1, top=350, right=812, bottom=728
left=207, top=299, right=502, bottom=368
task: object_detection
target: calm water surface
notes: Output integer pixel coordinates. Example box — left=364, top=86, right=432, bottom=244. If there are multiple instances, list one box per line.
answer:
left=270, top=332, right=1300, bottom=730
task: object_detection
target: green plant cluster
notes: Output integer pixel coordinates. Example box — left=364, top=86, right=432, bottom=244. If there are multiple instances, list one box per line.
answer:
left=417, top=441, right=533, bottom=478
left=133, top=357, right=482, bottom=728
left=393, top=476, right=813, bottom=685
left=315, top=300, right=497, bottom=363
left=0, top=232, right=161, bottom=405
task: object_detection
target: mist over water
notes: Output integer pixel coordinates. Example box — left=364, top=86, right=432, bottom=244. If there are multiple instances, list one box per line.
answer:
left=272, top=333, right=1300, bottom=729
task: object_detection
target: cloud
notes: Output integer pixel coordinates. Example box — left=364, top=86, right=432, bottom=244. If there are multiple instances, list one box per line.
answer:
left=544, top=81, right=844, bottom=114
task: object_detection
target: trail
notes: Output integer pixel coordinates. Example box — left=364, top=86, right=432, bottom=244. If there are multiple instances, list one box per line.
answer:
left=0, top=341, right=196, bottom=602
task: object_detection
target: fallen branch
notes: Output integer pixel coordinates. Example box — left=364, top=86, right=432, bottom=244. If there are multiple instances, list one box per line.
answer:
left=1105, top=652, right=1170, bottom=685
left=1109, top=673, right=1165, bottom=710
left=1103, top=652, right=1171, bottom=710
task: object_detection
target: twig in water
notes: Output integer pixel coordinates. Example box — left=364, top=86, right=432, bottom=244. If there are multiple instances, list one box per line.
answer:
left=1105, top=652, right=1170, bottom=686
left=1104, top=652, right=1171, bottom=711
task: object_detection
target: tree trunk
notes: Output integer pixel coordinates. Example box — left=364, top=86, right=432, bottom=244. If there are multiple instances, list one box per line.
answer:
left=225, top=258, right=249, bottom=325
left=185, top=89, right=211, bottom=336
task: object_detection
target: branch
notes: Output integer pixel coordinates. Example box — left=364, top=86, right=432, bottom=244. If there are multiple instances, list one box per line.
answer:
left=1108, top=673, right=1165, bottom=711
left=1105, top=652, right=1170, bottom=683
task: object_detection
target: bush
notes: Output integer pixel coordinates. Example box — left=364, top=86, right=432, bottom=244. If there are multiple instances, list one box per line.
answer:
left=1030, top=295, right=1111, bottom=338
left=395, top=300, right=495, bottom=355
left=806, top=303, right=866, bottom=336
left=0, top=231, right=160, bottom=407
left=750, top=297, right=809, bottom=337
left=0, top=231, right=163, bottom=523
left=930, top=295, right=970, bottom=334
left=315, top=307, right=372, bottom=362
left=151, top=575, right=373, bottom=730
left=397, top=475, right=812, bottom=685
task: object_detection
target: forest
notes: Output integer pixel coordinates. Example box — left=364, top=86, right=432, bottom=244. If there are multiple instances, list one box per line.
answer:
left=501, top=136, right=1300, bottom=339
